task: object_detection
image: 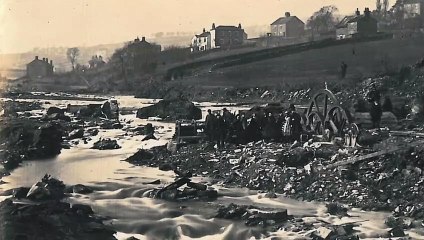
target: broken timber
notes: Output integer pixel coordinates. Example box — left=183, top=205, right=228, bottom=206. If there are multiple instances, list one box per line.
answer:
left=324, top=140, right=424, bottom=169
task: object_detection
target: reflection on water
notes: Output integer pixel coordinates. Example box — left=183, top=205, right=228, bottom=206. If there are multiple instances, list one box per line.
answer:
left=1, top=95, right=424, bottom=239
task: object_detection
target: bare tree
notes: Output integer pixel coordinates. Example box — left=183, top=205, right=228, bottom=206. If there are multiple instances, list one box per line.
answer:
left=383, top=0, right=389, bottom=16
left=306, top=6, right=339, bottom=39
left=377, top=0, right=382, bottom=13
left=66, top=47, right=80, bottom=70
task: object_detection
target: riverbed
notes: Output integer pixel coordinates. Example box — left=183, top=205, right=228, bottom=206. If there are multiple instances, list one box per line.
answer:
left=1, top=94, right=423, bottom=239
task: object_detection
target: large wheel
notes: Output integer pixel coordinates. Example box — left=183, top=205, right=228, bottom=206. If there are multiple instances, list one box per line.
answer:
left=306, top=89, right=350, bottom=136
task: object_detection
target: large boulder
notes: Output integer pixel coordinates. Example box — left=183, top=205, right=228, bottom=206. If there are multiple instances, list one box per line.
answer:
left=136, top=99, right=202, bottom=120
left=30, top=123, right=64, bottom=158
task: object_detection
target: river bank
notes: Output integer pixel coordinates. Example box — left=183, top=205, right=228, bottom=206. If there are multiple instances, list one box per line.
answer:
left=1, top=93, right=424, bottom=239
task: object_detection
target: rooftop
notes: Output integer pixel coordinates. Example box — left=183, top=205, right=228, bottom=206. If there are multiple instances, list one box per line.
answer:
left=271, top=16, right=304, bottom=25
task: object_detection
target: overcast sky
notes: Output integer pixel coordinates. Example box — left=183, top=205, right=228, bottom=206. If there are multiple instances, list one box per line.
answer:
left=0, top=0, right=379, bottom=54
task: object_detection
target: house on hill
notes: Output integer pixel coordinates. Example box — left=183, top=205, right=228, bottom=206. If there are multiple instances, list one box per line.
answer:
left=125, top=37, right=161, bottom=73
left=271, top=12, right=305, bottom=38
left=210, top=23, right=247, bottom=50
left=404, top=0, right=424, bottom=19
left=403, top=0, right=424, bottom=29
left=191, top=29, right=211, bottom=52
left=191, top=23, right=247, bottom=52
left=88, top=55, right=106, bottom=69
left=336, top=8, right=377, bottom=39
left=26, top=56, right=54, bottom=79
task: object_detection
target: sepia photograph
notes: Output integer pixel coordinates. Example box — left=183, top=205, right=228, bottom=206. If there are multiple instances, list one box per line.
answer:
left=1, top=0, right=424, bottom=239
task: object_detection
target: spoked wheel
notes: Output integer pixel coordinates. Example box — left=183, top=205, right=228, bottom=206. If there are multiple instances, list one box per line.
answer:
left=306, top=89, right=352, bottom=137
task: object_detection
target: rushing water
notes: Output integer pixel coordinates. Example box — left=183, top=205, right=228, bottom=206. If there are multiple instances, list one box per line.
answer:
left=1, top=94, right=424, bottom=240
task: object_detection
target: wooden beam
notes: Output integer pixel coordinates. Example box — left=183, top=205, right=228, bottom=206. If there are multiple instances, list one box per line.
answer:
left=324, top=140, right=424, bottom=169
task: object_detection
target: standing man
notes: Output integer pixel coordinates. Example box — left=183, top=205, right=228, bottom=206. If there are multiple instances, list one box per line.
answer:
left=287, top=104, right=302, bottom=141
left=215, top=113, right=226, bottom=148
left=205, top=109, right=216, bottom=142
left=340, top=61, right=348, bottom=79
left=367, top=84, right=382, bottom=128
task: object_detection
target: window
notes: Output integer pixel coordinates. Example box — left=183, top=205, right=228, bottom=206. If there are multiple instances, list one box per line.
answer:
left=204, top=38, right=207, bottom=42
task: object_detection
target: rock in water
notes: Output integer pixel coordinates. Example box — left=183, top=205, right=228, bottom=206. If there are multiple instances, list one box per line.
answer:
left=46, top=106, right=65, bottom=115
left=30, top=123, right=64, bottom=158
left=136, top=99, right=202, bottom=120
left=91, top=138, right=121, bottom=150
left=68, top=128, right=84, bottom=140
left=72, top=184, right=93, bottom=194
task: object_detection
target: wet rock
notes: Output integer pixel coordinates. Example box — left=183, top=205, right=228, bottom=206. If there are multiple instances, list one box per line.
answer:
left=26, top=174, right=65, bottom=200
left=42, top=112, right=71, bottom=122
left=145, top=179, right=161, bottom=184
left=144, top=123, right=155, bottom=135
left=72, top=184, right=93, bottom=194
left=142, top=133, right=157, bottom=141
left=389, top=226, right=406, bottom=237
left=72, top=204, right=94, bottom=215
left=125, top=149, right=155, bottom=164
left=26, top=182, right=50, bottom=200
left=187, top=182, right=207, bottom=191
left=87, top=128, right=99, bottom=136
left=136, top=98, right=202, bottom=120
left=30, top=123, right=64, bottom=158
left=216, top=203, right=287, bottom=227
left=158, top=163, right=174, bottom=171
left=68, top=128, right=84, bottom=140
left=100, top=120, right=123, bottom=129
left=326, top=202, right=348, bottom=216
left=91, top=138, right=121, bottom=150
left=46, top=107, right=65, bottom=115
left=0, top=194, right=116, bottom=240
left=12, top=187, right=30, bottom=199
left=264, top=192, right=278, bottom=198
left=312, top=227, right=335, bottom=240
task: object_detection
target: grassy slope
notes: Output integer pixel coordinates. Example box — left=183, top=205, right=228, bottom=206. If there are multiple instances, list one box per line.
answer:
left=176, top=37, right=424, bottom=89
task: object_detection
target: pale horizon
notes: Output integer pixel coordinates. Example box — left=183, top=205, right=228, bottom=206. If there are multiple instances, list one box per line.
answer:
left=0, top=0, right=380, bottom=54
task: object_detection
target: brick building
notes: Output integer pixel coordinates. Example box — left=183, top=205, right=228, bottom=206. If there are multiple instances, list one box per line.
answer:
left=26, top=56, right=54, bottom=79
left=271, top=12, right=305, bottom=38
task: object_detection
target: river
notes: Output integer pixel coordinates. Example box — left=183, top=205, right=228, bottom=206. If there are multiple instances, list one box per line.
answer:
left=1, top=94, right=423, bottom=239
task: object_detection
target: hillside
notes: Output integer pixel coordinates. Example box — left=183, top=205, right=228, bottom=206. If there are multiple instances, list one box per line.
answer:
left=172, top=36, right=424, bottom=88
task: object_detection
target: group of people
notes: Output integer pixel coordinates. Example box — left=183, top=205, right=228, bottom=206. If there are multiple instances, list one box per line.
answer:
left=204, top=104, right=302, bottom=148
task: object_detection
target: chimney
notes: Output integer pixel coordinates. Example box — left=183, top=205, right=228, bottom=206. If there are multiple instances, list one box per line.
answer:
left=35, top=56, right=39, bottom=60
left=203, top=28, right=206, bottom=33
left=212, top=23, right=216, bottom=30
left=50, top=60, right=53, bottom=65
left=238, top=23, right=242, bottom=29
left=45, top=58, right=49, bottom=62
left=42, top=58, right=45, bottom=61
left=142, top=36, right=146, bottom=42
left=356, top=8, right=360, bottom=16
left=285, top=12, right=291, bottom=17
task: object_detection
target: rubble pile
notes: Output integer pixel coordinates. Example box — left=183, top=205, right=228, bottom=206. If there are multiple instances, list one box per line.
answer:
left=127, top=135, right=424, bottom=220
left=0, top=176, right=116, bottom=240
left=0, top=100, right=43, bottom=117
